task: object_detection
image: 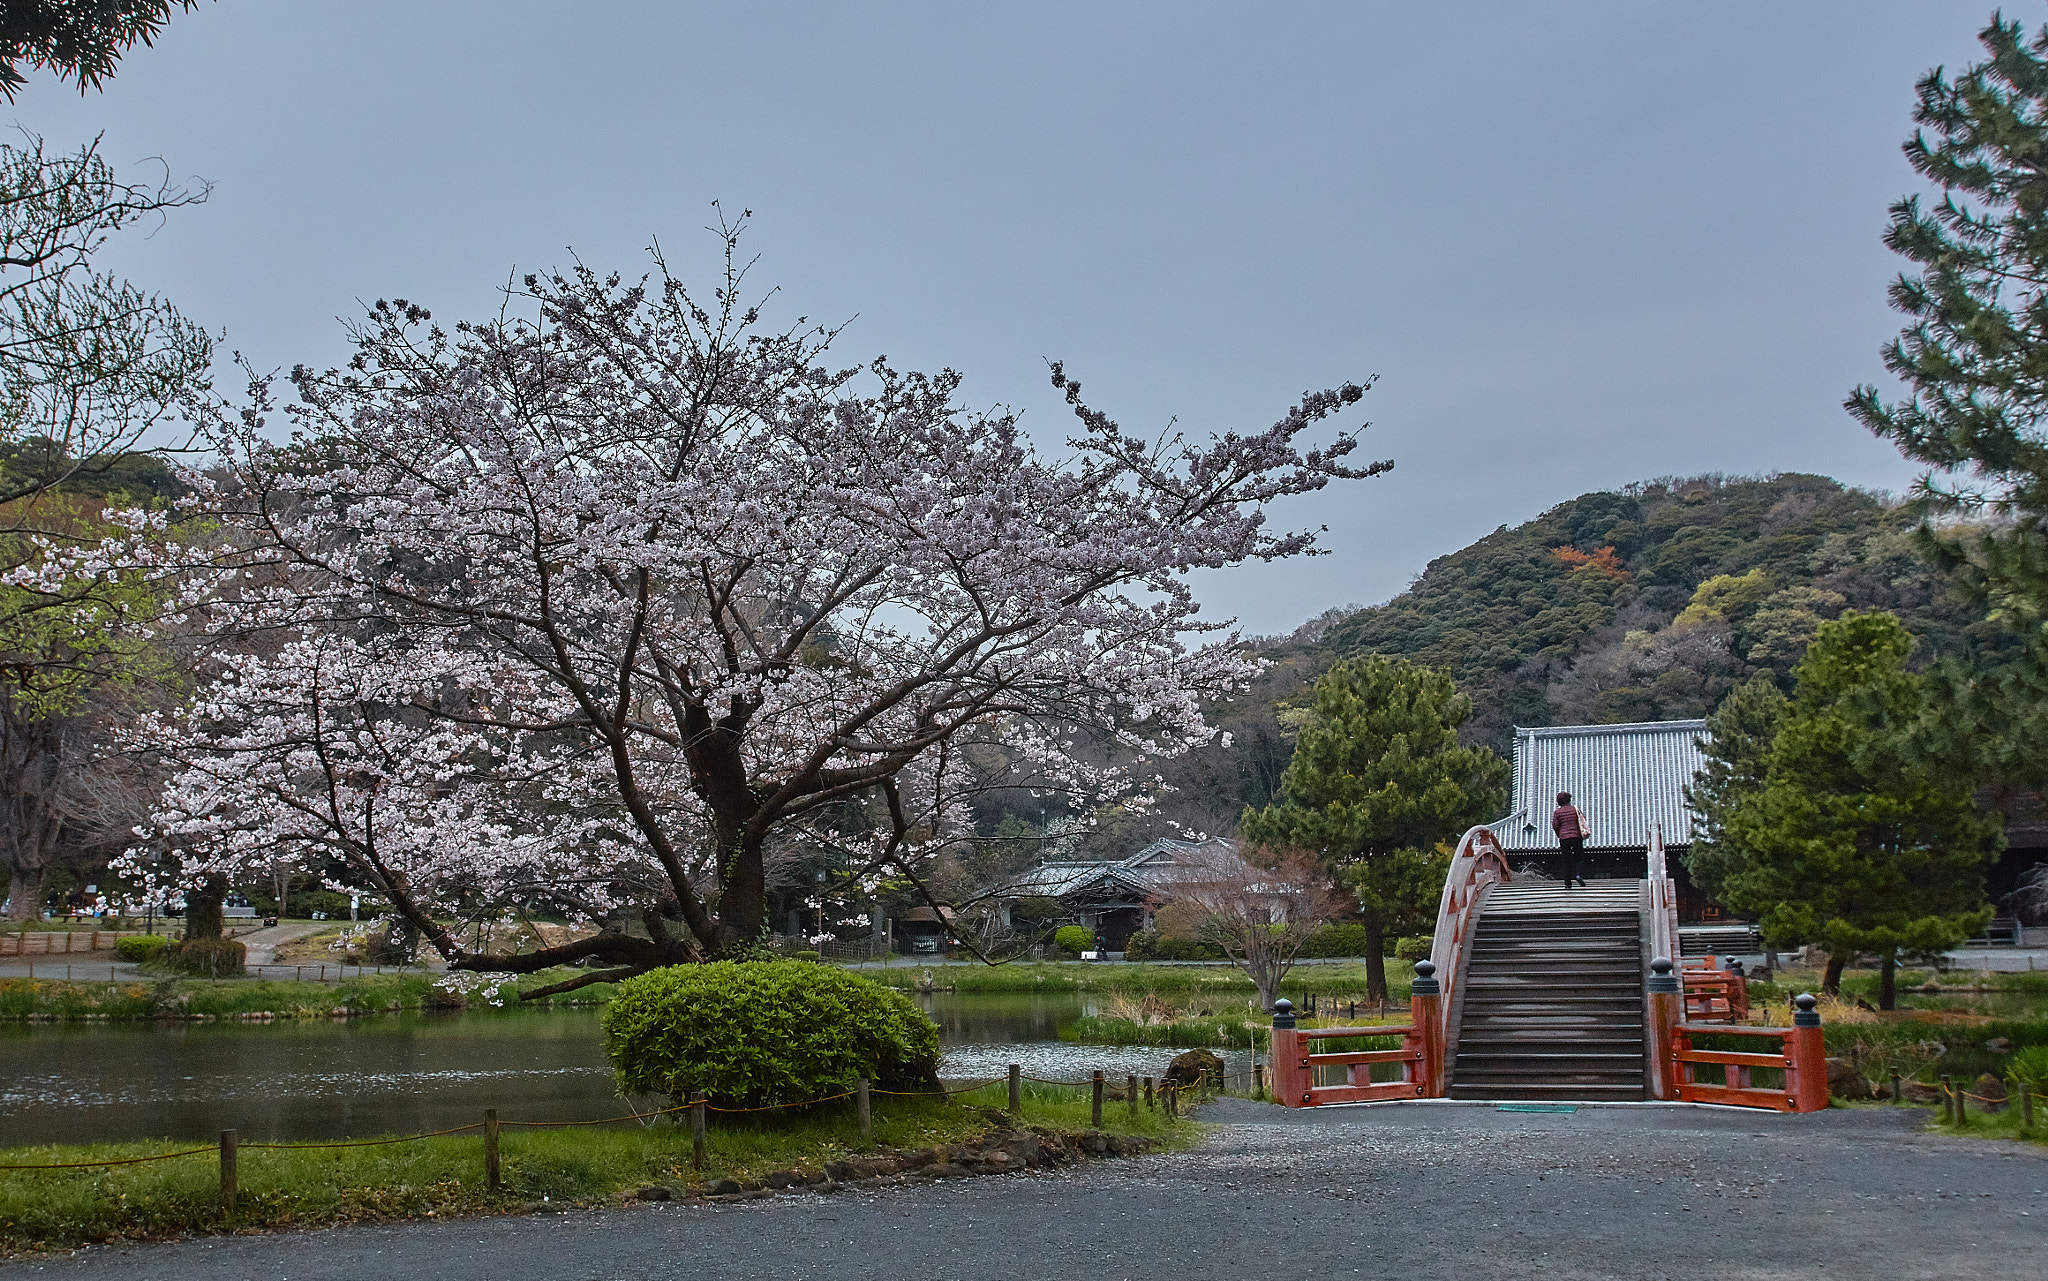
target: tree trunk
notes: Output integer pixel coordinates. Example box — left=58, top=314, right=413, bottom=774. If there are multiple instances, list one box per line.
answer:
left=1256, top=973, right=1281, bottom=1014
left=1879, top=953, right=1896, bottom=1011
left=184, top=873, right=227, bottom=940
left=1363, top=922, right=1387, bottom=1003
left=1822, top=950, right=1847, bottom=996
left=4, top=866, right=41, bottom=921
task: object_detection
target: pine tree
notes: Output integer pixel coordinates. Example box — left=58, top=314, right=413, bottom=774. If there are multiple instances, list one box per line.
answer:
left=1715, top=614, right=1998, bottom=1006
left=1847, top=13, right=2048, bottom=795
left=1240, top=655, right=1508, bottom=1000
left=1681, top=672, right=1787, bottom=907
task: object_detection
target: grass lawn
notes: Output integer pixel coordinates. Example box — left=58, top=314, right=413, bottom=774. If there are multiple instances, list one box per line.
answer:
left=0, top=1082, right=1196, bottom=1255
left=857, top=959, right=1413, bottom=1001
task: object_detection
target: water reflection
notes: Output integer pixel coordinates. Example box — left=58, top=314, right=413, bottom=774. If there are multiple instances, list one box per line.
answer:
left=0, top=993, right=1246, bottom=1145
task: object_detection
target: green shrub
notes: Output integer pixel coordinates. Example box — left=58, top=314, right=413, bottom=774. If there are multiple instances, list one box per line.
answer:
left=1298, top=924, right=1372, bottom=958
left=1395, top=935, right=1434, bottom=962
left=115, top=934, right=171, bottom=963
left=1054, top=925, right=1095, bottom=956
left=603, top=960, right=939, bottom=1107
left=792, top=950, right=821, bottom=963
left=2009, top=1045, right=2048, bottom=1089
left=161, top=938, right=246, bottom=977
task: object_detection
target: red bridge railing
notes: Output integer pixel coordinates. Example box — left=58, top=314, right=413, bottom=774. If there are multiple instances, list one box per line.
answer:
left=1269, top=963, right=1444, bottom=1107
left=1648, top=959, right=1826, bottom=1112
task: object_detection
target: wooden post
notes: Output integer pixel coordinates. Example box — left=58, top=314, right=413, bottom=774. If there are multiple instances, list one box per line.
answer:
left=218, top=1129, right=238, bottom=1216
left=1787, top=994, right=1826, bottom=1113
left=1008, top=1064, right=1021, bottom=1116
left=1889, top=1070, right=1902, bottom=1106
left=1091, top=1070, right=1104, bottom=1128
left=1410, top=961, right=1443, bottom=1098
left=1127, top=1074, right=1138, bottom=1116
left=1269, top=999, right=1307, bottom=1107
left=857, top=1077, right=871, bottom=1137
left=1143, top=1075, right=1154, bottom=1109
left=1646, top=958, right=1683, bottom=1101
left=1942, top=1074, right=1956, bottom=1124
left=2021, top=1084, right=2036, bottom=1131
left=690, top=1092, right=707, bottom=1169
left=1251, top=1059, right=1263, bottom=1099
left=483, top=1108, right=501, bottom=1190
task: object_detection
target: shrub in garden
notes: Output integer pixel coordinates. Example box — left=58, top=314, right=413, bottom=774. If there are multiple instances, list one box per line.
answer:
left=1297, top=923, right=1371, bottom=958
left=603, top=960, right=940, bottom=1108
left=114, top=934, right=171, bottom=963
left=1054, top=925, right=1095, bottom=956
left=2009, top=1046, right=2048, bottom=1095
left=1394, top=935, right=1433, bottom=962
left=161, top=938, right=246, bottom=977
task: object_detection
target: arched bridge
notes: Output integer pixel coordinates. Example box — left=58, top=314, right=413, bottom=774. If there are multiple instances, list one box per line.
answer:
left=1268, top=826, right=1826, bottom=1112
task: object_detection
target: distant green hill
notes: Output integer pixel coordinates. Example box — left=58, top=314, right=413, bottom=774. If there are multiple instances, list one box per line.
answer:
left=998, top=473, right=2003, bottom=850
left=1314, top=473, right=1996, bottom=751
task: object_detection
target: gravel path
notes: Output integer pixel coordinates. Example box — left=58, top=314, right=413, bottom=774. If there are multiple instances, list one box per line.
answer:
left=5, top=1099, right=2043, bottom=1280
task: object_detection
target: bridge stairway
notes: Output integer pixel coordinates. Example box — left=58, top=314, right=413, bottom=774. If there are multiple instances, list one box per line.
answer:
left=1447, top=879, right=1647, bottom=1102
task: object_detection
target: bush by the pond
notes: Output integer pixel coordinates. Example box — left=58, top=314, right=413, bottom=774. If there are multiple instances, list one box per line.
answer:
left=1122, top=931, right=1225, bottom=961
left=1061, top=1014, right=1257, bottom=1048
left=1122, top=924, right=1433, bottom=961
left=161, top=938, right=246, bottom=977
left=114, top=934, right=171, bottom=963
left=604, top=960, right=940, bottom=1108
left=1053, top=926, right=1095, bottom=957
left=1394, top=935, right=1433, bottom=962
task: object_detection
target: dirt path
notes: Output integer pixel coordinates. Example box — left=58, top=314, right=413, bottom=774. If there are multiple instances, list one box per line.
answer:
left=236, top=921, right=334, bottom=967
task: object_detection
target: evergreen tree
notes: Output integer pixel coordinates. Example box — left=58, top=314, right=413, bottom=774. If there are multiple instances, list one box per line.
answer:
left=1847, top=13, right=2048, bottom=795
left=1681, top=672, right=1787, bottom=907
left=1715, top=614, right=1998, bottom=1006
left=1241, top=655, right=1508, bottom=1000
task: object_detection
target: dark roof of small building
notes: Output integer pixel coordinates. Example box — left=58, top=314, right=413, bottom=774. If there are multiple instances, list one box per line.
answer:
left=1487, top=719, right=1709, bottom=853
left=987, top=836, right=1243, bottom=902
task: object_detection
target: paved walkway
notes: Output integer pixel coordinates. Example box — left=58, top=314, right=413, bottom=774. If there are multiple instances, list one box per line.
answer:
left=3, top=1099, right=2040, bottom=1280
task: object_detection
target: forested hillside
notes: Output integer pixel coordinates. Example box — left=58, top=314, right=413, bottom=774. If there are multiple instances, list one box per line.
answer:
left=969, top=473, right=1998, bottom=864
left=1311, top=474, right=1993, bottom=750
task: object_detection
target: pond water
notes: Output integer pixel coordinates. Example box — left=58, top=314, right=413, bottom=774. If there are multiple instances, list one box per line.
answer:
left=0, top=991, right=1251, bottom=1146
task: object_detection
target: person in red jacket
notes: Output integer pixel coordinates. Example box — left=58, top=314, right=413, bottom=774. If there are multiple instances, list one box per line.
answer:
left=1551, top=791, right=1589, bottom=889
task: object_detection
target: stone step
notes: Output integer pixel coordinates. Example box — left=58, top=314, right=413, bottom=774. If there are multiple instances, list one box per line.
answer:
left=1447, top=1083, right=1647, bottom=1101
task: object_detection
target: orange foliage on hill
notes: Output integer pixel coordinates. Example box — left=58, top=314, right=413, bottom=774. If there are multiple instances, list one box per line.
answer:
left=1551, top=545, right=1629, bottom=579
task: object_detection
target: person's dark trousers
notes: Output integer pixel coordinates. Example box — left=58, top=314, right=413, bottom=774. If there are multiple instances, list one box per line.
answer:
left=1558, top=836, right=1586, bottom=888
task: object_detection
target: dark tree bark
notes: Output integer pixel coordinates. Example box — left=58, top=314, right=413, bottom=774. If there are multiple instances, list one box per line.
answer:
left=182, top=871, right=225, bottom=940
left=1362, top=921, right=1387, bottom=1005
left=1823, top=950, right=1848, bottom=997
left=1879, top=953, right=1897, bottom=1011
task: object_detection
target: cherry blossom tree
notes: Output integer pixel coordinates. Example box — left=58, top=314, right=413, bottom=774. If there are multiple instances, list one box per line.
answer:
left=141, top=223, right=1388, bottom=994
left=1165, top=844, right=1341, bottom=1012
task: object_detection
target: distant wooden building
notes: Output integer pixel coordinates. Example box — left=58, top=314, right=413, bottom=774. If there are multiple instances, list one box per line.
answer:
left=1484, top=719, right=1735, bottom=925
left=981, top=836, right=1246, bottom=950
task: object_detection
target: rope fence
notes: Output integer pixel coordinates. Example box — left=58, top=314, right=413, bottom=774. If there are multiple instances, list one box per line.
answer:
left=0, top=1057, right=1231, bottom=1211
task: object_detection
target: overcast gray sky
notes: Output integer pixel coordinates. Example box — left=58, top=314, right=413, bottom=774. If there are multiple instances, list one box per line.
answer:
left=4, top=2, right=2003, bottom=634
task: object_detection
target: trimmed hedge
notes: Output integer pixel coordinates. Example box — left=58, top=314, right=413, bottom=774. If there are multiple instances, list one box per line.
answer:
left=1123, top=931, right=1226, bottom=961
left=1123, top=925, right=1435, bottom=961
left=603, top=960, right=940, bottom=1108
left=114, top=934, right=171, bottom=963
left=162, top=938, right=246, bottom=977
left=1053, top=926, right=1095, bottom=957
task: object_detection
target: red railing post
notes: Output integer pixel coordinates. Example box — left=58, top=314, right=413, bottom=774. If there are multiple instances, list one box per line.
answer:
left=1269, top=999, right=1309, bottom=1107
left=1647, top=957, right=1682, bottom=1100
left=1787, top=993, right=1826, bottom=1112
left=1410, top=959, right=1443, bottom=1097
